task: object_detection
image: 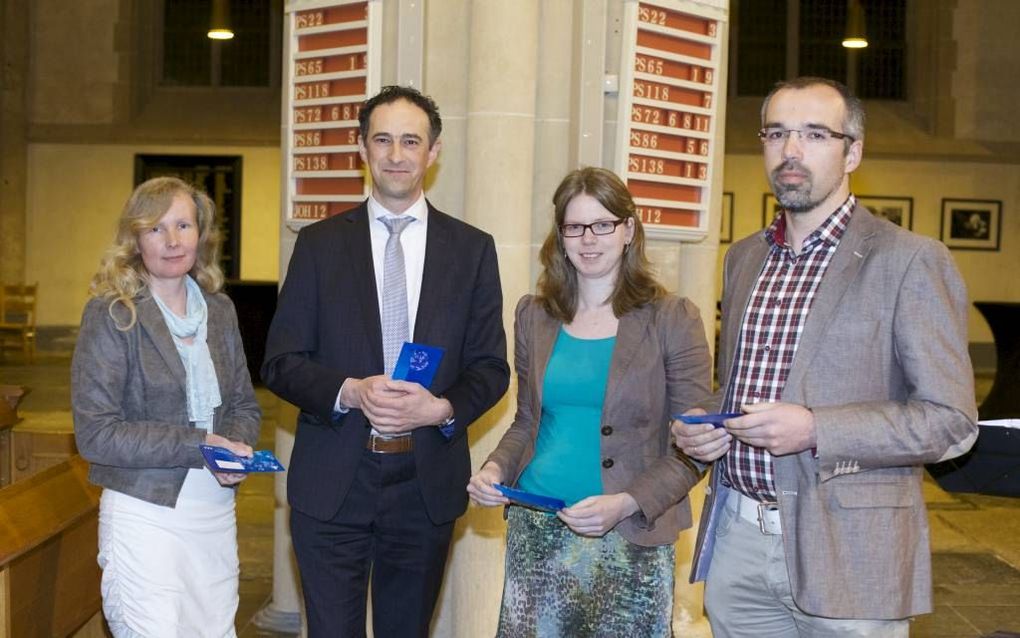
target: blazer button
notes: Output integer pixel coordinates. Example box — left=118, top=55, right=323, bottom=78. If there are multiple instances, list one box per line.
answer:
left=601, top=425, right=613, bottom=436
left=602, top=458, right=614, bottom=469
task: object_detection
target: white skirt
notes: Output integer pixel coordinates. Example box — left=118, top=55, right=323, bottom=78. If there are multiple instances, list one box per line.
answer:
left=98, top=469, right=239, bottom=638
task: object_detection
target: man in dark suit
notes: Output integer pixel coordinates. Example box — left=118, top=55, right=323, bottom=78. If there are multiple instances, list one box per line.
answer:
left=262, top=86, right=510, bottom=637
left=674, top=77, right=977, bottom=636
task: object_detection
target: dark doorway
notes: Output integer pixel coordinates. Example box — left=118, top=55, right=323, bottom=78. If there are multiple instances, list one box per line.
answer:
left=134, top=155, right=243, bottom=279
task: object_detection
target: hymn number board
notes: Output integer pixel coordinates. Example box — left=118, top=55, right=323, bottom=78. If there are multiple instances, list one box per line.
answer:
left=284, top=0, right=381, bottom=228
left=615, top=0, right=725, bottom=241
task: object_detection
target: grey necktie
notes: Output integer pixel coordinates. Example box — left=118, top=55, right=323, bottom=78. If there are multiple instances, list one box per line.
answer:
left=380, top=215, right=413, bottom=374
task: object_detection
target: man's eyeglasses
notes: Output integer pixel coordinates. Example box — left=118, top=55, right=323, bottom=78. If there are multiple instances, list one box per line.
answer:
left=560, top=218, right=627, bottom=237
left=758, top=127, right=855, bottom=146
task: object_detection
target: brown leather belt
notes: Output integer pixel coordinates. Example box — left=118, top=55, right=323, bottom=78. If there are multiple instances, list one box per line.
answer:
left=365, top=434, right=413, bottom=454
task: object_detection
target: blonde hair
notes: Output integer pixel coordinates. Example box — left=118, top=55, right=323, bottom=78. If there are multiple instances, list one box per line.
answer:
left=90, top=177, right=224, bottom=329
left=536, top=167, right=666, bottom=322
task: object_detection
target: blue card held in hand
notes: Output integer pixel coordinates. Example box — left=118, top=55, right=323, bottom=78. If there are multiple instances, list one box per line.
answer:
left=392, top=342, right=445, bottom=389
left=493, top=483, right=566, bottom=513
left=676, top=413, right=743, bottom=428
left=200, top=445, right=286, bottom=473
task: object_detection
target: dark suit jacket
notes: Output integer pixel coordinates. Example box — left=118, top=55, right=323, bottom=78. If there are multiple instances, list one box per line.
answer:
left=262, top=201, right=510, bottom=525
left=72, top=291, right=262, bottom=507
left=691, top=205, right=978, bottom=618
left=487, top=294, right=711, bottom=546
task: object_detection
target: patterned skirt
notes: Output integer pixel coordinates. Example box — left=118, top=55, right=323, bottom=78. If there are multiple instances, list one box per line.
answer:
left=497, top=506, right=675, bottom=638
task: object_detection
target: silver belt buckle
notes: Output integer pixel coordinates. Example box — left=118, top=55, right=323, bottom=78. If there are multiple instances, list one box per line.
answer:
left=757, top=502, right=781, bottom=535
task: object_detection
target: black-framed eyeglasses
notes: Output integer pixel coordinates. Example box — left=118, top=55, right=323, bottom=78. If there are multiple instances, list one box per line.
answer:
left=560, top=218, right=627, bottom=237
left=757, top=126, right=855, bottom=146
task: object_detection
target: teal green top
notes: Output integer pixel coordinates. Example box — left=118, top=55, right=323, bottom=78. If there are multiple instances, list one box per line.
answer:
left=517, top=328, right=616, bottom=506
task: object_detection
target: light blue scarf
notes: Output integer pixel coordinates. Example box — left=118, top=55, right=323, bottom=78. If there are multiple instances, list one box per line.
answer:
left=152, top=276, right=222, bottom=428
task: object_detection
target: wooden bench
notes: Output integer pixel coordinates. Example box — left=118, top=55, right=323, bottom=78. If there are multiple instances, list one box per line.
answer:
left=0, top=386, right=29, bottom=488
left=0, top=456, right=104, bottom=637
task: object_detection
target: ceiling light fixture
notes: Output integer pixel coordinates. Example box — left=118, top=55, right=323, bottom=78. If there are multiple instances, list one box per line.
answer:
left=208, top=0, right=234, bottom=40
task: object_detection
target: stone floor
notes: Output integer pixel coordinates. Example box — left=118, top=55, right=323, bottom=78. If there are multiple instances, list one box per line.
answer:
left=3, top=352, right=1018, bottom=637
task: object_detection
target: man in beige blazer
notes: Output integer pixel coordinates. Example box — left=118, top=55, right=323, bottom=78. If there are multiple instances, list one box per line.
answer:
left=674, top=77, right=978, bottom=636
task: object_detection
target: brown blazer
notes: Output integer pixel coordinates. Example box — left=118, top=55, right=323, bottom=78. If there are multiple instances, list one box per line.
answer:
left=691, top=205, right=978, bottom=618
left=487, top=294, right=711, bottom=546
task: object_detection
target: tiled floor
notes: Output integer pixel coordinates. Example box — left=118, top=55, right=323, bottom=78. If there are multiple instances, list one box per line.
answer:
left=3, top=354, right=1019, bottom=637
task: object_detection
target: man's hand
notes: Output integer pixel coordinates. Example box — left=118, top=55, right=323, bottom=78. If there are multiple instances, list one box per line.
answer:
left=344, top=377, right=452, bottom=434
left=467, top=461, right=509, bottom=507
left=725, top=402, right=816, bottom=456
left=671, top=408, right=732, bottom=463
left=557, top=493, right=639, bottom=537
left=339, top=374, right=392, bottom=411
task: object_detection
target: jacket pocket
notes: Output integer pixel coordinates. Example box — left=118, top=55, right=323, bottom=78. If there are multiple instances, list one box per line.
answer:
left=832, top=482, right=915, bottom=509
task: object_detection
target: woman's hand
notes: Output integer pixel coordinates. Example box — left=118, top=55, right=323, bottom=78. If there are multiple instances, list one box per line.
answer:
left=212, top=471, right=247, bottom=486
left=467, top=461, right=509, bottom=507
left=557, top=492, right=639, bottom=537
left=671, top=408, right=731, bottom=463
left=205, top=433, right=253, bottom=487
left=206, top=432, right=253, bottom=458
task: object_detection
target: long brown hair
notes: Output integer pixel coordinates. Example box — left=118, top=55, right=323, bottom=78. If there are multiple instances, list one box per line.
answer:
left=536, top=167, right=666, bottom=322
left=89, top=177, right=224, bottom=330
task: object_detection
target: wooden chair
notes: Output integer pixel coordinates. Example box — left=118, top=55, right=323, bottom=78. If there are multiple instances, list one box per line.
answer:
left=0, top=283, right=37, bottom=363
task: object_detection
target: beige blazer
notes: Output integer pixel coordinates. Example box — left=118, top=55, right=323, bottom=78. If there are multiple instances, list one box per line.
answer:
left=691, top=205, right=979, bottom=618
left=487, top=294, right=711, bottom=546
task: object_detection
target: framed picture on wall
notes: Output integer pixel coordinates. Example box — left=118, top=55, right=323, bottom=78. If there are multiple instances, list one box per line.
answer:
left=940, top=198, right=1002, bottom=251
left=762, top=193, right=781, bottom=228
left=720, top=192, right=734, bottom=243
left=859, top=195, right=913, bottom=230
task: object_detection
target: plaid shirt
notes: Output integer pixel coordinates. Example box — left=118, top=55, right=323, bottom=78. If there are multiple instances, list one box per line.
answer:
left=720, top=195, right=856, bottom=502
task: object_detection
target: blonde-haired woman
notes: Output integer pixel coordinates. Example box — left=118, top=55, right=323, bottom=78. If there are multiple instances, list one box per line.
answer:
left=468, top=167, right=711, bottom=636
left=72, top=177, right=261, bottom=637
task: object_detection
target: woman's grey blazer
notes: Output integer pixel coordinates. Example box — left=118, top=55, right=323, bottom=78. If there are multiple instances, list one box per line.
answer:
left=72, top=290, right=261, bottom=507
left=487, top=294, right=711, bottom=547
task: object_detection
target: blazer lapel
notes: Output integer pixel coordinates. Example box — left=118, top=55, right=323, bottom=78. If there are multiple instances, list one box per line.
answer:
left=136, top=296, right=187, bottom=394
left=341, top=204, right=385, bottom=371
left=529, top=307, right=560, bottom=409
left=602, top=304, right=651, bottom=410
left=784, top=205, right=876, bottom=393
left=414, top=202, right=453, bottom=344
left=722, top=235, right=771, bottom=385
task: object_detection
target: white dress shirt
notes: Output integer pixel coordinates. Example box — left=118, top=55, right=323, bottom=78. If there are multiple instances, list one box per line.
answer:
left=335, top=194, right=429, bottom=415
left=367, top=193, right=428, bottom=343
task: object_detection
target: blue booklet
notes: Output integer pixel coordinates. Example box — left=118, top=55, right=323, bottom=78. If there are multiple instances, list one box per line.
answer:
left=676, top=413, right=743, bottom=428
left=494, top=483, right=566, bottom=513
left=200, top=445, right=286, bottom=473
left=392, top=342, right=445, bottom=389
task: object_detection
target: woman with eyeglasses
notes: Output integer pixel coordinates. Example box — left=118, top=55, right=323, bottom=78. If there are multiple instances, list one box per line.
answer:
left=467, top=167, right=711, bottom=636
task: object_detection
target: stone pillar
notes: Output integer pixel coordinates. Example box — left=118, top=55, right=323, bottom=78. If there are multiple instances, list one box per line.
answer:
left=252, top=405, right=302, bottom=635
left=252, top=150, right=304, bottom=635
left=0, top=0, right=30, bottom=284
left=670, top=242, right=715, bottom=638
left=429, top=2, right=539, bottom=636
left=667, top=15, right=730, bottom=632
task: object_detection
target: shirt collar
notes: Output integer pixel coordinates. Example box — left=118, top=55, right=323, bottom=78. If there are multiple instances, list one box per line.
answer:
left=368, top=192, right=428, bottom=225
left=766, top=194, right=856, bottom=253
